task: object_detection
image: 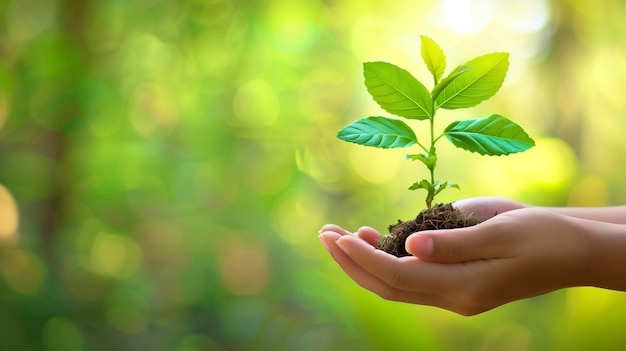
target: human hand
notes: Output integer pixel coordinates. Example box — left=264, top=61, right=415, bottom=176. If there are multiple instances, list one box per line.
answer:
left=319, top=208, right=593, bottom=315
left=452, top=196, right=527, bottom=221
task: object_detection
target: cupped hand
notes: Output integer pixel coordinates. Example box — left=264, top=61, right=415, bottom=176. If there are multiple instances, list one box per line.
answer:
left=452, top=196, right=527, bottom=221
left=319, top=208, right=593, bottom=315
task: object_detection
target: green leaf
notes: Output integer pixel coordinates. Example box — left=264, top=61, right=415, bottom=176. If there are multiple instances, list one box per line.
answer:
left=364, top=62, right=433, bottom=120
left=337, top=116, right=418, bottom=148
left=444, top=114, right=535, bottom=155
left=406, top=153, right=437, bottom=170
left=408, top=179, right=432, bottom=191
left=434, top=181, right=460, bottom=196
left=420, top=35, right=446, bottom=84
left=412, top=180, right=459, bottom=194
left=434, top=52, right=509, bottom=110
left=431, top=65, right=472, bottom=102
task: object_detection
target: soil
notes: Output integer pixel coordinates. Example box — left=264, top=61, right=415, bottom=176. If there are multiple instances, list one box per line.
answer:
left=377, top=203, right=483, bottom=257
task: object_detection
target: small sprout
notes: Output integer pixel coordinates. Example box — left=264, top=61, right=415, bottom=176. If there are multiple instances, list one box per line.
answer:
left=337, top=36, right=535, bottom=209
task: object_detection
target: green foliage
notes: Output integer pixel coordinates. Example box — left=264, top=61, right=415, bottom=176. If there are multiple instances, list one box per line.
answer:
left=420, top=35, right=446, bottom=84
left=363, top=62, right=433, bottom=120
left=409, top=179, right=459, bottom=209
left=405, top=153, right=437, bottom=171
left=444, top=114, right=536, bottom=156
left=434, top=53, right=509, bottom=109
left=337, top=116, right=418, bottom=148
left=337, top=36, right=535, bottom=208
left=0, top=1, right=624, bottom=350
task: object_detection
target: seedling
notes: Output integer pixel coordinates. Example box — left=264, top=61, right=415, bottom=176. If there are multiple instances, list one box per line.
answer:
left=338, top=36, right=535, bottom=209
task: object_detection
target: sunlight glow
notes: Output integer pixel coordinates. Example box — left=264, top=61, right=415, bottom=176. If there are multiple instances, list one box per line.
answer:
left=439, top=0, right=495, bottom=34
left=438, top=0, right=551, bottom=34
left=499, top=0, right=551, bottom=33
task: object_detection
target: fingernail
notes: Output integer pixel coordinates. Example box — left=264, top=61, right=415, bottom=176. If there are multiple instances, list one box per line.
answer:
left=335, top=238, right=351, bottom=255
left=408, top=235, right=433, bottom=257
left=318, top=234, right=331, bottom=253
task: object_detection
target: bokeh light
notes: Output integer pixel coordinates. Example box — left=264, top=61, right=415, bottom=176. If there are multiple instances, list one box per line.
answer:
left=86, top=231, right=142, bottom=279
left=0, top=249, right=47, bottom=295
left=42, top=316, right=84, bottom=351
left=2, top=0, right=626, bottom=349
left=6, top=0, right=56, bottom=43
left=0, top=184, right=19, bottom=245
left=220, top=239, right=270, bottom=296
left=233, top=79, right=280, bottom=128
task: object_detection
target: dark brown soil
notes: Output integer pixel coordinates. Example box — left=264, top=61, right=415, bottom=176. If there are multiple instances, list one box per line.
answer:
left=377, top=203, right=483, bottom=257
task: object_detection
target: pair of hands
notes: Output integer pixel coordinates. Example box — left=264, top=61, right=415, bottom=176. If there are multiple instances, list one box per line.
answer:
left=319, top=197, right=625, bottom=315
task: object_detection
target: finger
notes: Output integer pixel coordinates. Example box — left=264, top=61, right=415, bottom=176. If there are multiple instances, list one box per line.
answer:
left=453, top=196, right=524, bottom=220
left=405, top=219, right=515, bottom=263
left=319, top=232, right=443, bottom=306
left=453, top=197, right=498, bottom=220
left=356, top=226, right=380, bottom=247
left=320, top=224, right=352, bottom=236
left=334, top=235, right=460, bottom=294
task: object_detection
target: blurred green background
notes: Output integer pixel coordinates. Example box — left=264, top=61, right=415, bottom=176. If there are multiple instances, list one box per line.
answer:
left=1, top=0, right=626, bottom=350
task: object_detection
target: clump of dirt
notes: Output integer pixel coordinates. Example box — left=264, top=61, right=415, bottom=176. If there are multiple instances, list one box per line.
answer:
left=377, top=203, right=483, bottom=257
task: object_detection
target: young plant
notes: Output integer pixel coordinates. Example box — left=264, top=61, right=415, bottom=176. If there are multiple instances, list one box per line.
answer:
left=337, top=35, right=535, bottom=209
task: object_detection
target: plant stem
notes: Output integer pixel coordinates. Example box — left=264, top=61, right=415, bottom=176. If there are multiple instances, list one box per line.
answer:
left=415, top=140, right=429, bottom=154
left=426, top=111, right=436, bottom=209
left=429, top=117, right=435, bottom=186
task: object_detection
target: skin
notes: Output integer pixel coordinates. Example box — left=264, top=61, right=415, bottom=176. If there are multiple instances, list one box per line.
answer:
left=318, top=196, right=626, bottom=316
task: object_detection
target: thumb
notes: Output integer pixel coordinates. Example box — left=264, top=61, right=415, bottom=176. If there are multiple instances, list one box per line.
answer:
left=405, top=223, right=510, bottom=263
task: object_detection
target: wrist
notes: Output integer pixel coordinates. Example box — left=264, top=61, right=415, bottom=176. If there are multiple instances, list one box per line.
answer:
left=582, top=220, right=626, bottom=291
